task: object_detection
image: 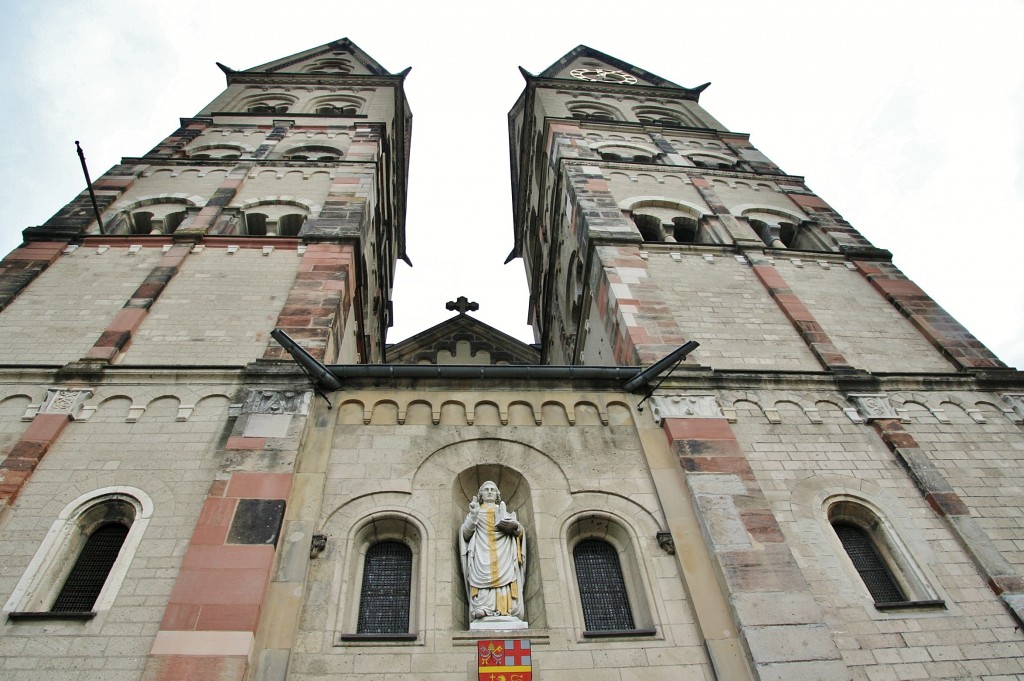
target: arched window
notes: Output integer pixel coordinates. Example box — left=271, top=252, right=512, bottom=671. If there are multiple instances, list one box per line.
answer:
left=597, top=145, right=659, bottom=164
left=284, top=145, right=343, bottom=162
left=50, top=523, right=130, bottom=613
left=832, top=522, right=905, bottom=605
left=827, top=498, right=944, bottom=610
left=305, top=58, right=353, bottom=74
left=629, top=202, right=710, bottom=244
left=245, top=212, right=268, bottom=236
left=339, top=515, right=422, bottom=642
left=248, top=102, right=289, bottom=114
left=633, top=213, right=664, bottom=242
left=356, top=541, right=413, bottom=634
left=130, top=209, right=185, bottom=235
left=567, top=102, right=621, bottom=121
left=742, top=208, right=831, bottom=251
left=634, top=106, right=699, bottom=128
left=567, top=516, right=655, bottom=637
left=242, top=203, right=309, bottom=237
left=278, top=213, right=306, bottom=236
left=574, top=539, right=634, bottom=632
left=5, top=489, right=152, bottom=620
left=316, top=105, right=359, bottom=116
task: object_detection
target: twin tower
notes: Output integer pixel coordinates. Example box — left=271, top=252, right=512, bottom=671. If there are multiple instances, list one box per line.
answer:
left=0, top=38, right=1022, bottom=681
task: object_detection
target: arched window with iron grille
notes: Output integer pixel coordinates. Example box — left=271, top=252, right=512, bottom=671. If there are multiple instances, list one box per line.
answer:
left=356, top=540, right=413, bottom=634
left=832, top=521, right=905, bottom=605
left=573, top=538, right=634, bottom=632
left=50, top=522, right=130, bottom=613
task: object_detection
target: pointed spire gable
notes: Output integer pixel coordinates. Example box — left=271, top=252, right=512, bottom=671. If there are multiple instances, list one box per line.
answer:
left=537, top=45, right=707, bottom=96
left=242, top=38, right=393, bottom=76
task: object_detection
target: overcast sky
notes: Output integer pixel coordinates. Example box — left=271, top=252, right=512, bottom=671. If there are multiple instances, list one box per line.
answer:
left=2, top=0, right=1021, bottom=368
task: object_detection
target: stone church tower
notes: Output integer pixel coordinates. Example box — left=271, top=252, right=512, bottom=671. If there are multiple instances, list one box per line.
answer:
left=1, top=40, right=1022, bottom=681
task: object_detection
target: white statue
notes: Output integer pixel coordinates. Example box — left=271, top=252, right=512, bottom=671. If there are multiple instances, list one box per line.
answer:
left=459, top=481, right=527, bottom=628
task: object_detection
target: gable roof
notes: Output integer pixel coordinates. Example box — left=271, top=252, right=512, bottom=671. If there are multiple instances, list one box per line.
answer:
left=234, top=38, right=393, bottom=76
left=387, top=314, right=540, bottom=365
left=536, top=45, right=709, bottom=96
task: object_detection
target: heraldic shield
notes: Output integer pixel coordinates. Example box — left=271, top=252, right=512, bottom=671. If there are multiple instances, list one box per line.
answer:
left=477, top=639, right=532, bottom=681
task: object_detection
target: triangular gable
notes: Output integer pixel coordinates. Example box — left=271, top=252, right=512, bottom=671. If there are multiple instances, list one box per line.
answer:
left=242, top=38, right=391, bottom=76
left=538, top=45, right=689, bottom=90
left=387, top=315, right=540, bottom=366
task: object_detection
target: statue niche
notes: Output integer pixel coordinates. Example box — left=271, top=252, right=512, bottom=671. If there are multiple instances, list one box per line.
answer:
left=459, top=480, right=528, bottom=629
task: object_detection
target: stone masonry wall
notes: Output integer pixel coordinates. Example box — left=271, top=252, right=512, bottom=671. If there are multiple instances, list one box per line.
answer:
left=775, top=259, right=954, bottom=373
left=123, top=246, right=300, bottom=366
left=727, top=393, right=1024, bottom=679
left=643, top=251, right=821, bottom=371
left=288, top=391, right=712, bottom=681
left=0, top=387, right=232, bottom=680
left=0, top=247, right=161, bottom=365
left=896, top=396, right=1024, bottom=572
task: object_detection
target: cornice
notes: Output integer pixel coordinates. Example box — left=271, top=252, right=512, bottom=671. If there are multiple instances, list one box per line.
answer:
left=226, top=73, right=403, bottom=88
left=526, top=76, right=702, bottom=101
left=559, top=157, right=805, bottom=184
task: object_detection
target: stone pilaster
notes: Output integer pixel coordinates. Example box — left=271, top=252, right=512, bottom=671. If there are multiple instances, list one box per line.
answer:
left=653, top=394, right=851, bottom=680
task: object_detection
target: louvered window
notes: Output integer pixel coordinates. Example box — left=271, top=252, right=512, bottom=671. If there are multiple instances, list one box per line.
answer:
left=356, top=541, right=412, bottom=634
left=574, top=539, right=634, bottom=632
left=50, top=523, right=129, bottom=613
left=833, top=522, right=906, bottom=604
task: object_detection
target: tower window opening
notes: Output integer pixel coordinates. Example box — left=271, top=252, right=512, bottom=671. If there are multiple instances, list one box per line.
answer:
left=633, top=214, right=664, bottom=242
left=672, top=216, right=698, bottom=243
left=131, top=211, right=153, bottom=234
left=245, top=213, right=268, bottom=236
left=278, top=213, right=306, bottom=237
left=286, top=145, right=343, bottom=161
left=317, top=105, right=359, bottom=116
left=248, top=103, right=289, bottom=114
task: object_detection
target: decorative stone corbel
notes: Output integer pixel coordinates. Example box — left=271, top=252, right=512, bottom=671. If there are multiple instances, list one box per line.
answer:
left=310, top=533, right=327, bottom=559
left=1001, top=394, right=1024, bottom=424
left=656, top=531, right=675, bottom=555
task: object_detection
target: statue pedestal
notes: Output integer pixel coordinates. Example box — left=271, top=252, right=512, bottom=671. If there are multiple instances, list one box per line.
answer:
left=470, top=616, right=529, bottom=630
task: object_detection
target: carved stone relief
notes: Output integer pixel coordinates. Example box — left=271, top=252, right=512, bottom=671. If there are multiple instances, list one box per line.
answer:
left=847, top=394, right=898, bottom=422
left=650, top=394, right=724, bottom=423
left=39, top=388, right=93, bottom=420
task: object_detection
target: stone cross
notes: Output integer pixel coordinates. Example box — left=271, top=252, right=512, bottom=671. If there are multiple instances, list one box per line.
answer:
left=446, top=296, right=479, bottom=315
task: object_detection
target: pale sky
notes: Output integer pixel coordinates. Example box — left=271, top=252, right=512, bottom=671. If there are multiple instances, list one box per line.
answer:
left=2, top=0, right=1022, bottom=368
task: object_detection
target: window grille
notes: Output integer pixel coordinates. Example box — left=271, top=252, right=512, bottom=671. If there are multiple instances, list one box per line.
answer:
left=833, top=522, right=906, bottom=604
left=356, top=541, right=412, bottom=634
left=50, top=523, right=129, bottom=613
left=574, top=539, right=634, bottom=631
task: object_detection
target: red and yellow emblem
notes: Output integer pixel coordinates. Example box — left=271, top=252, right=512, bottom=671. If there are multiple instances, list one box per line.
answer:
left=477, top=639, right=532, bottom=681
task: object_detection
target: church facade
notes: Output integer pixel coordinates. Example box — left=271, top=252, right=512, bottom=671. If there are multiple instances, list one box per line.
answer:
left=0, top=39, right=1023, bottom=681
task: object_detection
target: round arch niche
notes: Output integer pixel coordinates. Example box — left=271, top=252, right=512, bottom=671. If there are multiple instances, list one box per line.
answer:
left=452, top=463, right=545, bottom=630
